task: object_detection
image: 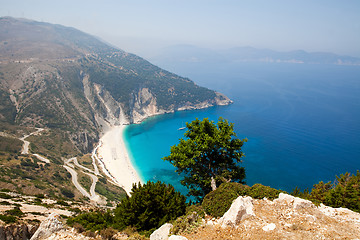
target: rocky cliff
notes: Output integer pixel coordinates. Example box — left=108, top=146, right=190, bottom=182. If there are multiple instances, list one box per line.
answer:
left=180, top=193, right=360, bottom=239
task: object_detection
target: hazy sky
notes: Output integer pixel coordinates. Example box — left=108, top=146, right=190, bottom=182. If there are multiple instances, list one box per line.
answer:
left=1, top=0, right=360, bottom=57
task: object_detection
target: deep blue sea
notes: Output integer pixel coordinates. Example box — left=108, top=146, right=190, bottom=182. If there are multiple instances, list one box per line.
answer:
left=124, top=62, right=360, bottom=195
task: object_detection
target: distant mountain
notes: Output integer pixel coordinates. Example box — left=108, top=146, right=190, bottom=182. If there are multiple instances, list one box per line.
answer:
left=0, top=17, right=231, bottom=154
left=151, top=45, right=360, bottom=66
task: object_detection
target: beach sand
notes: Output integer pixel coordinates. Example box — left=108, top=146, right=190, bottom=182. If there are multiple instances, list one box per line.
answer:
left=97, top=125, right=142, bottom=195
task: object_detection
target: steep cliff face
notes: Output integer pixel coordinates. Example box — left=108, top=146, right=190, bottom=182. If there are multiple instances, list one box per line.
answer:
left=82, top=71, right=232, bottom=127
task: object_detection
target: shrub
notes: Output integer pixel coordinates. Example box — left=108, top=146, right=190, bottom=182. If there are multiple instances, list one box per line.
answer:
left=185, top=204, right=205, bottom=218
left=35, top=194, right=45, bottom=198
left=202, top=182, right=282, bottom=218
left=6, top=206, right=24, bottom=217
left=294, top=171, right=360, bottom=213
left=114, top=181, right=186, bottom=232
left=61, top=188, right=75, bottom=199
left=0, top=192, right=12, bottom=199
left=72, top=222, right=85, bottom=233
left=171, top=209, right=203, bottom=235
left=67, top=210, right=114, bottom=232
left=246, top=183, right=282, bottom=200
left=0, top=214, right=17, bottom=224
left=318, top=171, right=360, bottom=212
left=100, top=227, right=118, bottom=240
left=56, top=200, right=69, bottom=206
left=0, top=201, right=11, bottom=205
left=202, top=182, right=248, bottom=218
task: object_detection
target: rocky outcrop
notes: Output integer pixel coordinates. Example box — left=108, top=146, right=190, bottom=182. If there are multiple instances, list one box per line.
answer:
left=150, top=223, right=173, bottom=240
left=30, top=213, right=63, bottom=240
left=219, top=196, right=255, bottom=228
left=274, top=193, right=315, bottom=210
left=82, top=73, right=130, bottom=128
left=0, top=224, right=38, bottom=240
left=183, top=194, right=360, bottom=239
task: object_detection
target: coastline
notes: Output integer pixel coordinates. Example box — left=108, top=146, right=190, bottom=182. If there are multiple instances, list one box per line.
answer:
left=94, top=103, right=233, bottom=196
left=96, top=125, right=143, bottom=195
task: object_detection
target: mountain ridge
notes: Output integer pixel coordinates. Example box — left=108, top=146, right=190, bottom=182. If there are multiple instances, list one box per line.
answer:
left=0, top=17, right=231, bottom=154
left=150, top=44, right=360, bottom=66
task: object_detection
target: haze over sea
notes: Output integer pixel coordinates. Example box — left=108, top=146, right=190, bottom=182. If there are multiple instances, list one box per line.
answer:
left=124, top=62, right=360, bottom=195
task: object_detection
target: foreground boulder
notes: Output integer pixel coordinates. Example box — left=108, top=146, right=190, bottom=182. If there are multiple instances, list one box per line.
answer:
left=274, top=193, right=315, bottom=209
left=168, top=236, right=188, bottom=240
left=219, top=196, right=255, bottom=228
left=150, top=223, right=173, bottom=240
left=30, top=213, right=63, bottom=240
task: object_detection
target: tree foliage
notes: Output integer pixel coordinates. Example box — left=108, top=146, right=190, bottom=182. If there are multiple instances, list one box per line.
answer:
left=292, top=171, right=360, bottom=212
left=113, top=181, right=186, bottom=232
left=163, top=117, right=247, bottom=201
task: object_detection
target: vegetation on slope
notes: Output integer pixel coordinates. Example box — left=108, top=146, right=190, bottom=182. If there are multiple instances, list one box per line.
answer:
left=0, top=130, right=126, bottom=205
left=68, top=181, right=186, bottom=236
left=0, top=152, right=78, bottom=199
left=0, top=135, right=23, bottom=153
left=27, top=129, right=80, bottom=161
left=292, top=171, right=360, bottom=212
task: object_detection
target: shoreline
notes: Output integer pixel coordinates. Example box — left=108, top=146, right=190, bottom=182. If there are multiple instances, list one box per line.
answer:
left=96, top=125, right=143, bottom=195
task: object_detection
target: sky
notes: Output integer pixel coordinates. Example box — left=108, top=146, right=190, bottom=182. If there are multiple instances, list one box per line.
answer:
left=1, top=0, right=360, bottom=58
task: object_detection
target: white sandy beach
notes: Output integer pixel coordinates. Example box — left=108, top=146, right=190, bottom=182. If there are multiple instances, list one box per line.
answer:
left=97, top=125, right=142, bottom=195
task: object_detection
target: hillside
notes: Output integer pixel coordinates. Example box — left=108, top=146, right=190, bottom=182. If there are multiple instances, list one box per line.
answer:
left=0, top=17, right=231, bottom=209
left=0, top=17, right=231, bottom=154
left=0, top=17, right=230, bottom=153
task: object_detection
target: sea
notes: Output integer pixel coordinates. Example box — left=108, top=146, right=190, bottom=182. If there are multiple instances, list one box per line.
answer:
left=124, top=62, right=360, bottom=196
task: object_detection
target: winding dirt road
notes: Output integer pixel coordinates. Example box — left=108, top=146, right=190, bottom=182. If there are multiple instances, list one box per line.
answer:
left=64, top=157, right=102, bottom=203
left=17, top=128, right=104, bottom=204
left=20, top=128, right=44, bottom=154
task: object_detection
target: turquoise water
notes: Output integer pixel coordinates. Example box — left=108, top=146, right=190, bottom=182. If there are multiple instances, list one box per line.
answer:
left=124, top=63, right=360, bottom=195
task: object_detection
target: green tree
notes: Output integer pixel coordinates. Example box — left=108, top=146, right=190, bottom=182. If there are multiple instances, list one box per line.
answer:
left=163, top=117, right=247, bottom=201
left=113, top=181, right=186, bottom=232
left=309, top=181, right=332, bottom=204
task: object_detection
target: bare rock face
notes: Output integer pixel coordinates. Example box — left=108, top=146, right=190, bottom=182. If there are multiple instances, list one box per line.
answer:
left=219, top=196, right=255, bottom=227
left=30, top=213, right=63, bottom=240
left=130, top=87, right=159, bottom=124
left=150, top=223, right=173, bottom=240
left=274, top=193, right=315, bottom=210
left=0, top=224, right=38, bottom=240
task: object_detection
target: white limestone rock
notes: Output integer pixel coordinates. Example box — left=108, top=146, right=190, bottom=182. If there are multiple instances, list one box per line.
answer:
left=262, top=223, right=276, bottom=231
left=30, top=213, right=63, bottom=240
left=150, top=223, right=173, bottom=240
left=219, top=196, right=255, bottom=228
left=168, top=235, right=188, bottom=240
left=275, top=193, right=315, bottom=210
